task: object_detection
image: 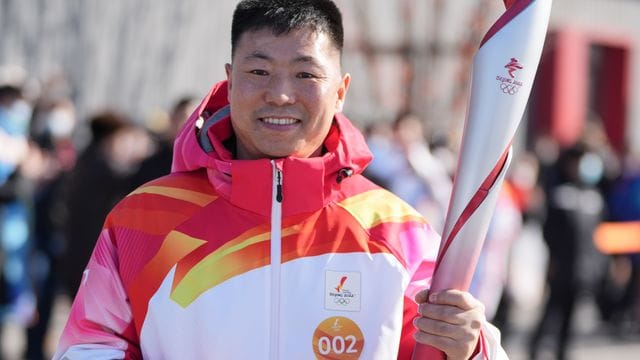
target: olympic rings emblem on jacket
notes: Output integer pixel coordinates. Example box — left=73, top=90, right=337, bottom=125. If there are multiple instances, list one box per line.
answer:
left=333, top=297, right=351, bottom=306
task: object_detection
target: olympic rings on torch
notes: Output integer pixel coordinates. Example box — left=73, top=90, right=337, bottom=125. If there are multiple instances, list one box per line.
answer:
left=499, top=83, right=519, bottom=95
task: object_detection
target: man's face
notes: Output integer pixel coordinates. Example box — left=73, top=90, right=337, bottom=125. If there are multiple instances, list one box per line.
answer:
left=226, top=27, right=350, bottom=160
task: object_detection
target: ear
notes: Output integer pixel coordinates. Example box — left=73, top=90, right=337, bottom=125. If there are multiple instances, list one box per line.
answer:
left=335, top=73, right=351, bottom=113
left=225, top=63, right=233, bottom=102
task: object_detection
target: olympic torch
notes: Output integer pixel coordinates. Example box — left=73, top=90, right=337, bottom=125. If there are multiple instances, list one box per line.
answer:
left=412, top=0, right=552, bottom=359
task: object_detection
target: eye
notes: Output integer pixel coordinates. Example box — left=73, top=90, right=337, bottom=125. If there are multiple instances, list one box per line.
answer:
left=249, top=69, right=269, bottom=76
left=297, top=72, right=317, bottom=79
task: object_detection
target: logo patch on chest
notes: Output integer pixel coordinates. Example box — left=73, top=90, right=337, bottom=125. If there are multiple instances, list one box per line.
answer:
left=325, top=270, right=361, bottom=312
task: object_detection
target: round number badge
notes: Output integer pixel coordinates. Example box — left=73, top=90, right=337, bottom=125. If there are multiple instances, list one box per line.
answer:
left=312, top=316, right=364, bottom=359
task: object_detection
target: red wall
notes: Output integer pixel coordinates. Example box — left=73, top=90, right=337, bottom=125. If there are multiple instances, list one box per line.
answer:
left=530, top=29, right=631, bottom=153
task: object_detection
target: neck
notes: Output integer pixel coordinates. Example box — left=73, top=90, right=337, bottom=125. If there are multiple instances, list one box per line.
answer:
left=234, top=144, right=324, bottom=160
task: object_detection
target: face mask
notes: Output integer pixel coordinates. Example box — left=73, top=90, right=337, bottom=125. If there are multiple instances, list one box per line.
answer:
left=0, top=99, right=32, bottom=135
left=578, top=152, right=604, bottom=186
left=46, top=108, right=75, bottom=138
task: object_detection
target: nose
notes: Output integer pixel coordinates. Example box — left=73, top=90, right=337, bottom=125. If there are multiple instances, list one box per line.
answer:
left=264, top=74, right=296, bottom=106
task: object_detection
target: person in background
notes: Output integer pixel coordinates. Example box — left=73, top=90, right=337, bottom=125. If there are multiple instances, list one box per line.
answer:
left=598, top=151, right=640, bottom=337
left=0, top=69, right=37, bottom=330
left=362, top=120, right=401, bottom=189
left=392, top=113, right=453, bottom=233
left=528, top=142, right=608, bottom=360
left=130, top=96, right=197, bottom=187
left=54, top=1, right=506, bottom=359
left=61, top=111, right=150, bottom=297
left=25, top=93, right=78, bottom=359
left=366, top=113, right=452, bottom=233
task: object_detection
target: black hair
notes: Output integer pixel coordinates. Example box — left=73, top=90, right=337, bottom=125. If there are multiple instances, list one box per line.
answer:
left=555, top=142, right=587, bottom=184
left=171, top=96, right=196, bottom=114
left=0, top=85, right=22, bottom=105
left=231, top=0, right=344, bottom=57
left=88, top=110, right=129, bottom=143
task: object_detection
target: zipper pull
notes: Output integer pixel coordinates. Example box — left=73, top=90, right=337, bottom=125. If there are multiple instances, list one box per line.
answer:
left=336, top=168, right=353, bottom=184
left=276, top=169, right=283, bottom=203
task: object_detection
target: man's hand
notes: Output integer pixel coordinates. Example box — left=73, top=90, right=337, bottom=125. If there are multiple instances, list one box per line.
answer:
left=413, top=289, right=485, bottom=360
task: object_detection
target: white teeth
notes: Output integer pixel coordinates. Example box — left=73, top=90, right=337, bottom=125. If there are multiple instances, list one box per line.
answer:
left=261, top=117, right=298, bottom=125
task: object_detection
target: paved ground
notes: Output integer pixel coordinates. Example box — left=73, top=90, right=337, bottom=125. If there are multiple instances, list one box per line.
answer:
left=503, top=297, right=640, bottom=360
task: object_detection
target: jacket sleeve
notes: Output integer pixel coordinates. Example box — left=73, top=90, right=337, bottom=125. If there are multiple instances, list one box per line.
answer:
left=473, top=321, right=509, bottom=360
left=397, top=222, right=508, bottom=360
left=53, top=225, right=141, bottom=360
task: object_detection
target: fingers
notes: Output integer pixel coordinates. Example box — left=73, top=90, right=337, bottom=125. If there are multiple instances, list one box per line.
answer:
left=428, top=289, right=484, bottom=312
left=414, top=289, right=485, bottom=324
left=417, top=302, right=467, bottom=325
left=413, top=289, right=486, bottom=359
left=413, top=313, right=480, bottom=360
left=414, top=289, right=484, bottom=311
left=413, top=330, right=458, bottom=354
left=413, top=316, right=467, bottom=339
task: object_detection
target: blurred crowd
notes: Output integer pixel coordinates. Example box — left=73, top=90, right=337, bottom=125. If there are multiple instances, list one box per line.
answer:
left=0, top=62, right=639, bottom=360
left=0, top=65, right=196, bottom=359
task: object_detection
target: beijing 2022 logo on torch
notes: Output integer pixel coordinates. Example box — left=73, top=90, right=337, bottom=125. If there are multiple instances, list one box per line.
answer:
left=497, top=57, right=524, bottom=95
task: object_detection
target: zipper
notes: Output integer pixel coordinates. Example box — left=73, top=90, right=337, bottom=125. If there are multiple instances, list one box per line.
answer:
left=269, top=160, right=283, bottom=360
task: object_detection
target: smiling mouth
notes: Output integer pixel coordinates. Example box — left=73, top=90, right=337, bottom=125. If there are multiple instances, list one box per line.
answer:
left=260, top=117, right=300, bottom=125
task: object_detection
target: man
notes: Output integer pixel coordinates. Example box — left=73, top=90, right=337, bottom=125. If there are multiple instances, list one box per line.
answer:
left=55, top=1, right=505, bottom=359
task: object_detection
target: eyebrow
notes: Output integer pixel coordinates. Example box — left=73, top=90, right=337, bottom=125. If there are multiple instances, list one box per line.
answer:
left=244, top=51, right=271, bottom=62
left=243, top=51, right=321, bottom=66
left=292, top=55, right=317, bottom=65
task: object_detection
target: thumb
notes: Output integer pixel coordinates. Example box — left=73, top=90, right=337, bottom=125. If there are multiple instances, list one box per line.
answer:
left=414, top=288, right=430, bottom=304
